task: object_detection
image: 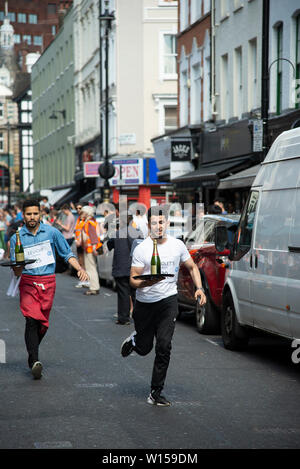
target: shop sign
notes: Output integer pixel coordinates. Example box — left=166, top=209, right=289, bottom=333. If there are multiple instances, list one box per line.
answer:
left=84, top=162, right=101, bottom=178
left=252, top=119, right=263, bottom=152
left=171, top=140, right=192, bottom=161
left=111, top=159, right=143, bottom=186
left=119, top=133, right=136, bottom=145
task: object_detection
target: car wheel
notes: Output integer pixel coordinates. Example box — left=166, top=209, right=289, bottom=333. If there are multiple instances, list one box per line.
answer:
left=221, top=292, right=249, bottom=350
left=195, top=290, right=220, bottom=335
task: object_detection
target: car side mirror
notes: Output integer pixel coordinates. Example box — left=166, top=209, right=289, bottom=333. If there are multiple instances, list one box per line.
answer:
left=215, top=225, right=229, bottom=252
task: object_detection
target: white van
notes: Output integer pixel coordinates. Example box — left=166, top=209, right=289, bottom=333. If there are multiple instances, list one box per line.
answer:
left=215, top=127, right=300, bottom=350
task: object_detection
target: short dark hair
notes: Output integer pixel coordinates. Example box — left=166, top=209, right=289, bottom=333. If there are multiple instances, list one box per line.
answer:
left=147, top=205, right=169, bottom=222
left=22, top=199, right=40, bottom=212
left=61, top=203, right=70, bottom=210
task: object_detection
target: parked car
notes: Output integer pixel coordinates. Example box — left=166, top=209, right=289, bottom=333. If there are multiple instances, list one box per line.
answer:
left=177, top=214, right=240, bottom=334
left=215, top=126, right=300, bottom=351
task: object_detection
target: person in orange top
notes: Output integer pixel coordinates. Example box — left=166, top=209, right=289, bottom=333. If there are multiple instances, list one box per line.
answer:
left=74, top=203, right=90, bottom=289
left=77, top=205, right=102, bottom=295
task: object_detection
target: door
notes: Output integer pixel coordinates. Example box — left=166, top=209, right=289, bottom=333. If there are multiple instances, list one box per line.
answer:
left=287, top=187, right=300, bottom=338
left=229, top=190, right=259, bottom=325
left=251, top=189, right=293, bottom=337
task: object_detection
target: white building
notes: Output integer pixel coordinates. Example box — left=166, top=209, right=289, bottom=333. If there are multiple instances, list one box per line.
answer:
left=214, top=0, right=262, bottom=123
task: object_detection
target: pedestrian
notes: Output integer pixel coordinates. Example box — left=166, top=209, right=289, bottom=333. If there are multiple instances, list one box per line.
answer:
left=120, top=205, right=206, bottom=406
left=10, top=199, right=88, bottom=379
left=213, top=198, right=227, bottom=214
left=133, top=208, right=148, bottom=238
left=77, top=205, right=102, bottom=296
left=54, top=203, right=76, bottom=246
left=74, top=203, right=89, bottom=289
left=107, top=212, right=142, bottom=325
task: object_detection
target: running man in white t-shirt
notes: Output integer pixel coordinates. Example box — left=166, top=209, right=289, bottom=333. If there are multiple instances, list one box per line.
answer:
left=120, top=205, right=206, bottom=406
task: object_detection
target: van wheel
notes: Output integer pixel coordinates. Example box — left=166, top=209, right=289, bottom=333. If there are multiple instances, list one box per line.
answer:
left=222, top=292, right=249, bottom=350
left=195, top=291, right=220, bottom=335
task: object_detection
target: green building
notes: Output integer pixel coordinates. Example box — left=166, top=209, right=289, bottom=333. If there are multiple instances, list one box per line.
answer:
left=31, top=6, right=75, bottom=198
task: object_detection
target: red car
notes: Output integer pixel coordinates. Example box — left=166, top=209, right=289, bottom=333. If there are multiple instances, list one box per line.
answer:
left=177, top=214, right=240, bottom=334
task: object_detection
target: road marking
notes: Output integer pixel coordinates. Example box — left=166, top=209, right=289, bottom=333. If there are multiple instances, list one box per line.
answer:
left=205, top=338, right=222, bottom=347
left=34, top=441, right=73, bottom=449
left=75, top=383, right=118, bottom=389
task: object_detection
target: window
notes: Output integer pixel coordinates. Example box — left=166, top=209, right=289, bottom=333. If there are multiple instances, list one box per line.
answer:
left=29, top=14, right=38, bottom=24
left=8, top=12, right=15, bottom=22
left=18, top=13, right=26, bottom=23
left=191, top=62, right=201, bottom=124
left=23, top=35, right=31, bottom=45
left=220, top=0, right=229, bottom=18
left=163, top=34, right=177, bottom=76
left=180, top=0, right=188, bottom=31
left=48, top=3, right=57, bottom=15
left=14, top=34, right=21, bottom=44
left=33, top=36, right=42, bottom=46
left=276, top=23, right=283, bottom=115
left=0, top=133, right=3, bottom=152
left=21, top=129, right=33, bottom=193
left=255, top=190, right=294, bottom=251
left=164, top=106, right=177, bottom=133
left=249, top=38, right=257, bottom=110
left=234, top=46, right=243, bottom=118
left=0, top=102, right=3, bottom=118
left=191, top=0, right=202, bottom=23
left=220, top=54, right=229, bottom=120
left=0, top=12, right=4, bottom=21
left=52, top=25, right=56, bottom=36
left=235, top=191, right=259, bottom=253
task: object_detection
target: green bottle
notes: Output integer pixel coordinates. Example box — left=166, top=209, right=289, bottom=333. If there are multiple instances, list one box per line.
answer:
left=151, top=239, right=161, bottom=275
left=15, top=228, right=25, bottom=263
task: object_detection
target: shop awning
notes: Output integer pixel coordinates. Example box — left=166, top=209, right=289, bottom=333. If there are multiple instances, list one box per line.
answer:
left=218, top=164, right=261, bottom=190
left=157, top=168, right=170, bottom=182
left=173, top=156, right=252, bottom=189
left=48, top=188, right=72, bottom=206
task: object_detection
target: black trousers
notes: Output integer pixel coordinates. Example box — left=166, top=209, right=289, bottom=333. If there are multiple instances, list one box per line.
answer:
left=24, top=317, right=48, bottom=367
left=133, top=295, right=178, bottom=392
left=115, top=276, right=135, bottom=324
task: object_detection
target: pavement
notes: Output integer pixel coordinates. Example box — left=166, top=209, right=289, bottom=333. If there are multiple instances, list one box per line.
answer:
left=0, top=266, right=300, bottom=453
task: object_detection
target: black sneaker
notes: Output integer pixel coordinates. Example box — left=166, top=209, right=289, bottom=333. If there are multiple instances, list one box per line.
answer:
left=120, top=332, right=136, bottom=357
left=147, top=390, right=171, bottom=407
left=31, top=361, right=43, bottom=380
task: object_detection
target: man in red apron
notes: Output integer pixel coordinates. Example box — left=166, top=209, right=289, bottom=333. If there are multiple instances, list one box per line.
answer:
left=10, top=199, right=88, bottom=379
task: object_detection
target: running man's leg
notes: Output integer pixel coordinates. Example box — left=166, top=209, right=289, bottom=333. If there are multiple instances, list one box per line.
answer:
left=24, top=317, right=40, bottom=367
left=151, top=295, right=178, bottom=392
left=132, top=300, right=156, bottom=356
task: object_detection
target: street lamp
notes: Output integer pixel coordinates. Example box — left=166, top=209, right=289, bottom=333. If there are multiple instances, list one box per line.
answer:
left=98, top=0, right=115, bottom=203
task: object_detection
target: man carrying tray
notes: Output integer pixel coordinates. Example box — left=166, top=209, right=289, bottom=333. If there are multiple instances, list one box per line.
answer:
left=120, top=205, right=206, bottom=406
left=10, top=199, right=88, bottom=379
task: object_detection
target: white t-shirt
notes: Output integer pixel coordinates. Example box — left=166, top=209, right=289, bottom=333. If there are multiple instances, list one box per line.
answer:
left=131, top=235, right=191, bottom=303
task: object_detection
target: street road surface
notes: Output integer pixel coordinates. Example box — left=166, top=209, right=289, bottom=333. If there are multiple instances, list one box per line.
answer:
left=0, top=267, right=300, bottom=450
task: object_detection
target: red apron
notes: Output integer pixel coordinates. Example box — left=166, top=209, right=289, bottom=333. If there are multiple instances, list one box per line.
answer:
left=19, top=274, right=56, bottom=328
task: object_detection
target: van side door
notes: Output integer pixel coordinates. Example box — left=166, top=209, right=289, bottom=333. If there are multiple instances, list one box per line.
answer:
left=230, top=190, right=260, bottom=326
left=287, top=186, right=300, bottom=339
left=251, top=188, right=293, bottom=337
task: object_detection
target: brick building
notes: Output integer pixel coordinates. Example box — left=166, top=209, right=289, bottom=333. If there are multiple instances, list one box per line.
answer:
left=0, top=0, right=73, bottom=71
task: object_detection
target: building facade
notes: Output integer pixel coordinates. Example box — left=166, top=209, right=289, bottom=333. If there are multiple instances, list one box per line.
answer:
left=152, top=0, right=211, bottom=206
left=31, top=5, right=76, bottom=200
